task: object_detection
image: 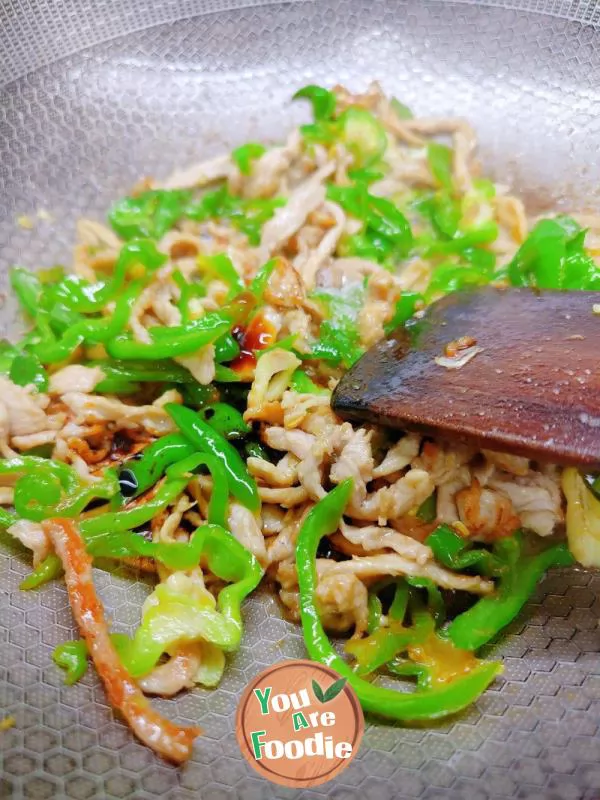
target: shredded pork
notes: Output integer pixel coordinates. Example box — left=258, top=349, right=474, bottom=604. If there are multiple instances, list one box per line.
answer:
left=45, top=519, right=200, bottom=762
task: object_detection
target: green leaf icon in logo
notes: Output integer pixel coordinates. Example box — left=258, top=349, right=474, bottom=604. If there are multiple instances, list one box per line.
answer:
left=312, top=679, right=325, bottom=703
left=323, top=677, right=347, bottom=702
left=312, top=676, right=347, bottom=703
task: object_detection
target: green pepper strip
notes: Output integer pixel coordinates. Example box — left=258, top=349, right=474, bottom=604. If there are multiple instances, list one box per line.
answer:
left=405, top=576, right=445, bottom=626
left=120, top=434, right=196, bottom=498
left=12, top=476, right=64, bottom=521
left=9, top=352, right=48, bottom=392
left=19, top=554, right=63, bottom=590
left=107, top=291, right=255, bottom=361
left=349, top=581, right=438, bottom=674
left=290, top=369, right=329, bottom=396
left=367, top=593, right=383, bottom=634
left=383, top=292, right=422, bottom=336
left=446, top=541, right=574, bottom=651
left=91, top=358, right=197, bottom=393
left=53, top=634, right=138, bottom=684
left=427, top=142, right=454, bottom=191
left=293, top=85, right=337, bottom=121
left=506, top=216, right=600, bottom=290
left=199, top=402, right=250, bottom=440
left=52, top=634, right=144, bottom=685
left=0, top=455, right=80, bottom=493
left=88, top=524, right=263, bottom=674
left=296, top=480, right=502, bottom=721
left=244, top=440, right=269, bottom=461
left=249, top=259, right=277, bottom=300
left=421, top=221, right=498, bottom=257
left=0, top=507, right=18, bottom=529
left=6, top=457, right=118, bottom=523
left=85, top=522, right=215, bottom=570
left=80, top=478, right=188, bottom=543
left=192, top=525, right=262, bottom=628
left=346, top=620, right=430, bottom=677
left=389, top=581, right=410, bottom=621
left=387, top=659, right=430, bottom=690
left=365, top=577, right=408, bottom=635
left=166, top=403, right=259, bottom=513
left=53, top=641, right=89, bottom=685
left=328, top=184, right=412, bottom=257
left=166, top=453, right=229, bottom=528
left=0, top=340, right=19, bottom=375
left=109, top=192, right=192, bottom=242
left=0, top=457, right=83, bottom=521
left=214, top=333, right=241, bottom=363
left=181, top=382, right=221, bottom=408
left=425, top=524, right=499, bottom=574
left=172, top=270, right=201, bottom=325
left=232, top=143, right=267, bottom=176
left=10, top=267, right=41, bottom=318
left=197, top=253, right=245, bottom=299
left=256, top=333, right=298, bottom=359
left=31, top=279, right=143, bottom=363
left=65, top=239, right=167, bottom=312
left=214, top=364, right=242, bottom=383
left=415, top=491, right=437, bottom=523
left=48, top=469, right=119, bottom=519
left=106, top=311, right=230, bottom=360
left=346, top=587, right=432, bottom=676
left=121, top=403, right=250, bottom=500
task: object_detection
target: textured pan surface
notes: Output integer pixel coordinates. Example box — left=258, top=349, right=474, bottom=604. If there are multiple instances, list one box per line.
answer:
left=1, top=1, right=600, bottom=798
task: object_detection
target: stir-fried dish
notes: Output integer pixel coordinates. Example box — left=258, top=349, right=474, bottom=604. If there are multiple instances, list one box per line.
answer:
left=2, top=82, right=599, bottom=762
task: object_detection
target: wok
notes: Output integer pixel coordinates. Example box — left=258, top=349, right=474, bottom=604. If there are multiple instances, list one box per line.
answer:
left=1, top=2, right=599, bottom=797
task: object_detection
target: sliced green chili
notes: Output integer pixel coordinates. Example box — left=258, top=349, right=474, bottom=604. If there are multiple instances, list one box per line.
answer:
left=293, top=85, right=337, bottom=121
left=19, top=554, right=63, bottom=590
left=80, top=478, right=188, bottom=543
left=119, top=434, right=195, bottom=499
left=166, top=403, right=259, bottom=512
left=231, top=143, right=266, bottom=175
left=296, top=480, right=502, bottom=721
left=53, top=641, right=89, bottom=685
left=446, top=540, right=574, bottom=651
left=109, top=190, right=191, bottom=241
left=10, top=267, right=41, bottom=318
left=166, top=452, right=229, bottom=528
left=9, top=352, right=48, bottom=392
left=200, top=402, right=250, bottom=440
left=290, top=369, right=329, bottom=396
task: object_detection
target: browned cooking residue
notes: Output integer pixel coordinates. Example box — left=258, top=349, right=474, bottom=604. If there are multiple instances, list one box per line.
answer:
left=444, top=335, right=478, bottom=358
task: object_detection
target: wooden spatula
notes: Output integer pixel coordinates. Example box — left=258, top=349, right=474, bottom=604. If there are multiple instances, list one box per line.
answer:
left=331, top=288, right=600, bottom=467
